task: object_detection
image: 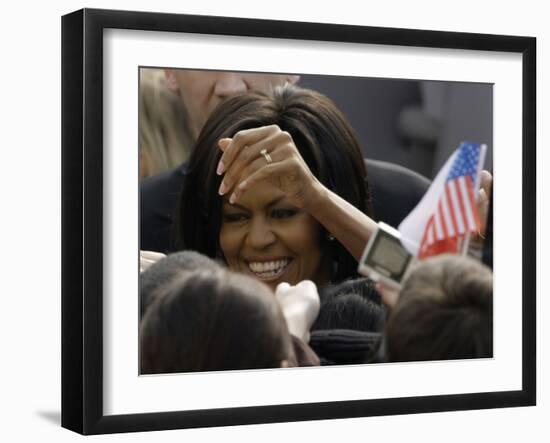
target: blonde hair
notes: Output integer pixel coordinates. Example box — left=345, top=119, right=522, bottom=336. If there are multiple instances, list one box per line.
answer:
left=139, top=69, right=194, bottom=177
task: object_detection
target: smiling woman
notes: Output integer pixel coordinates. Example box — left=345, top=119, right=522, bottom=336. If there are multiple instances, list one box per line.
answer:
left=178, top=85, right=377, bottom=288
left=220, top=181, right=328, bottom=290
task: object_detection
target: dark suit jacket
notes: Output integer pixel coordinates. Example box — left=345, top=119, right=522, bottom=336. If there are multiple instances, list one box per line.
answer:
left=140, top=160, right=430, bottom=253
left=140, top=163, right=188, bottom=253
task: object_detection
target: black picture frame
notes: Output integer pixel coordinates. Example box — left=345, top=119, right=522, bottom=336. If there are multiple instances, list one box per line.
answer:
left=61, top=8, right=536, bottom=435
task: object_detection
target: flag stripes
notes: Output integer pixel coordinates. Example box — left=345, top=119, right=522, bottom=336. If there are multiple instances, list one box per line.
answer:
left=418, top=174, right=479, bottom=257
left=446, top=183, right=463, bottom=233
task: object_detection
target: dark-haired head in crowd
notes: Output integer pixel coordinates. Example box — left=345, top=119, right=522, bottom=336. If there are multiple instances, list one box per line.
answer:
left=307, top=278, right=385, bottom=365
left=140, top=250, right=220, bottom=318
left=384, top=254, right=493, bottom=362
left=140, top=266, right=296, bottom=374
left=140, top=250, right=320, bottom=372
left=313, top=278, right=384, bottom=333
left=178, top=84, right=373, bottom=290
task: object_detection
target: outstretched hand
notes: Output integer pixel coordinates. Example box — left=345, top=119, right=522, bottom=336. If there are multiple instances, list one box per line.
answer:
left=216, top=125, right=322, bottom=209
left=275, top=280, right=320, bottom=343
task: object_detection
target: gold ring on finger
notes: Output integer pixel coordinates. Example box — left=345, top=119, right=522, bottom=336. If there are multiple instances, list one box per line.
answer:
left=260, top=148, right=273, bottom=164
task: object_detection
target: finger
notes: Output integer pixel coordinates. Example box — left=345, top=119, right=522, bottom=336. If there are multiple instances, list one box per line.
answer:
left=295, top=280, right=318, bottom=297
left=219, top=133, right=282, bottom=196
left=296, top=281, right=320, bottom=317
left=275, top=282, right=291, bottom=295
left=227, top=147, right=293, bottom=203
left=225, top=156, right=268, bottom=203
left=479, top=170, right=493, bottom=195
left=477, top=188, right=488, bottom=207
left=229, top=160, right=285, bottom=204
left=218, top=138, right=232, bottom=152
left=476, top=171, right=492, bottom=235
left=277, top=281, right=318, bottom=305
left=231, top=157, right=299, bottom=204
left=477, top=188, right=489, bottom=235
left=216, top=126, right=277, bottom=176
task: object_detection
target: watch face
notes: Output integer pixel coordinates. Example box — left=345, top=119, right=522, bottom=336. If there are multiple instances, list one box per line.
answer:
left=364, top=231, right=412, bottom=281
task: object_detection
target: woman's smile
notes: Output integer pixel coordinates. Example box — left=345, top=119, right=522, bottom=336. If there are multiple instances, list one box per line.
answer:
left=219, top=181, right=327, bottom=290
left=245, top=257, right=293, bottom=282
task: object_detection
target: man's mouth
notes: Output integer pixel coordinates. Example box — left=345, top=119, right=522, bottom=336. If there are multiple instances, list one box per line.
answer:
left=247, top=258, right=292, bottom=281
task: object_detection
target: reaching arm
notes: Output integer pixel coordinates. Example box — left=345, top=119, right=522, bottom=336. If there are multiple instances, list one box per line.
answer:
left=216, top=125, right=377, bottom=261
left=303, top=181, right=378, bottom=260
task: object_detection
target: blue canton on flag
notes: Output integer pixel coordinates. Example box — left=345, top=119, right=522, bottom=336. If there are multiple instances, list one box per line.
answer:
left=447, top=142, right=482, bottom=182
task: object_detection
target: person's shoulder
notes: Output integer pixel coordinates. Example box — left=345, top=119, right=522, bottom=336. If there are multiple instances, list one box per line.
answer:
left=364, top=158, right=431, bottom=227
left=141, top=162, right=189, bottom=215
left=365, top=158, right=430, bottom=192
left=141, top=162, right=189, bottom=197
left=140, top=162, right=189, bottom=253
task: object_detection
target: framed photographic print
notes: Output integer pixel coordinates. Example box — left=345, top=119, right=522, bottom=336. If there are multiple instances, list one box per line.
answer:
left=62, top=8, right=536, bottom=435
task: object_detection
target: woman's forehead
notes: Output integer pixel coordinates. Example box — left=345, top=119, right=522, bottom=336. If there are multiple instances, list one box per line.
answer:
left=223, top=181, right=289, bottom=209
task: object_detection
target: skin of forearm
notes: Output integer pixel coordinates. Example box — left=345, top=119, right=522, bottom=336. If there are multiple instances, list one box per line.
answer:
left=304, top=181, right=378, bottom=260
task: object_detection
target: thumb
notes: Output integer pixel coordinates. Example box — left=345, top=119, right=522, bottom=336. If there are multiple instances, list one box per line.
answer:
left=275, top=282, right=291, bottom=295
left=218, top=138, right=232, bottom=151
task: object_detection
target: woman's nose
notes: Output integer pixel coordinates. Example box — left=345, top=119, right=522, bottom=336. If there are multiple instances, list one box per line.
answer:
left=213, top=74, right=248, bottom=99
left=246, top=219, right=276, bottom=250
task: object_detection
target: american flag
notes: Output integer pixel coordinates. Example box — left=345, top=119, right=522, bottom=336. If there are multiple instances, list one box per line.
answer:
left=418, top=142, right=483, bottom=258
left=398, top=142, right=486, bottom=259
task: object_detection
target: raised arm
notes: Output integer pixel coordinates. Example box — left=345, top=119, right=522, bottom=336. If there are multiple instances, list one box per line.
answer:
left=303, top=180, right=378, bottom=260
left=216, top=125, right=377, bottom=261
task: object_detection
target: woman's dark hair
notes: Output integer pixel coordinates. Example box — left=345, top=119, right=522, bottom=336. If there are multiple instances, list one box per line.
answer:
left=178, top=85, right=372, bottom=283
left=385, top=255, right=493, bottom=362
left=140, top=269, right=294, bottom=374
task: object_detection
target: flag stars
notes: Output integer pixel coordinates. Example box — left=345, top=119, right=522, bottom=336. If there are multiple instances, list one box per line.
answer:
left=447, top=142, right=481, bottom=182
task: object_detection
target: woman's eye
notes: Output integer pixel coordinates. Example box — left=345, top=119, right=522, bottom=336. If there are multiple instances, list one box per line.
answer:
left=271, top=209, right=297, bottom=219
left=222, top=213, right=248, bottom=223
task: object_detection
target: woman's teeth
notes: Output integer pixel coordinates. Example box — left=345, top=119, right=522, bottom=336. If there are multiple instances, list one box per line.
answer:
left=248, top=259, right=290, bottom=277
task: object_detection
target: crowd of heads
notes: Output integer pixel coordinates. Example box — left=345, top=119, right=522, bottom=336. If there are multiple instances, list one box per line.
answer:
left=140, top=251, right=493, bottom=374
left=139, top=67, right=493, bottom=375
left=140, top=252, right=296, bottom=374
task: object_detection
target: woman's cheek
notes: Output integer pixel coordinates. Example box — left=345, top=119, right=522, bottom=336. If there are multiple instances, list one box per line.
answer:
left=219, top=225, right=241, bottom=264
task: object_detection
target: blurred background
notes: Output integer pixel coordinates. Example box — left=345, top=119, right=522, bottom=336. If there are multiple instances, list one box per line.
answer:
left=140, top=68, right=492, bottom=180
left=300, top=74, right=492, bottom=179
